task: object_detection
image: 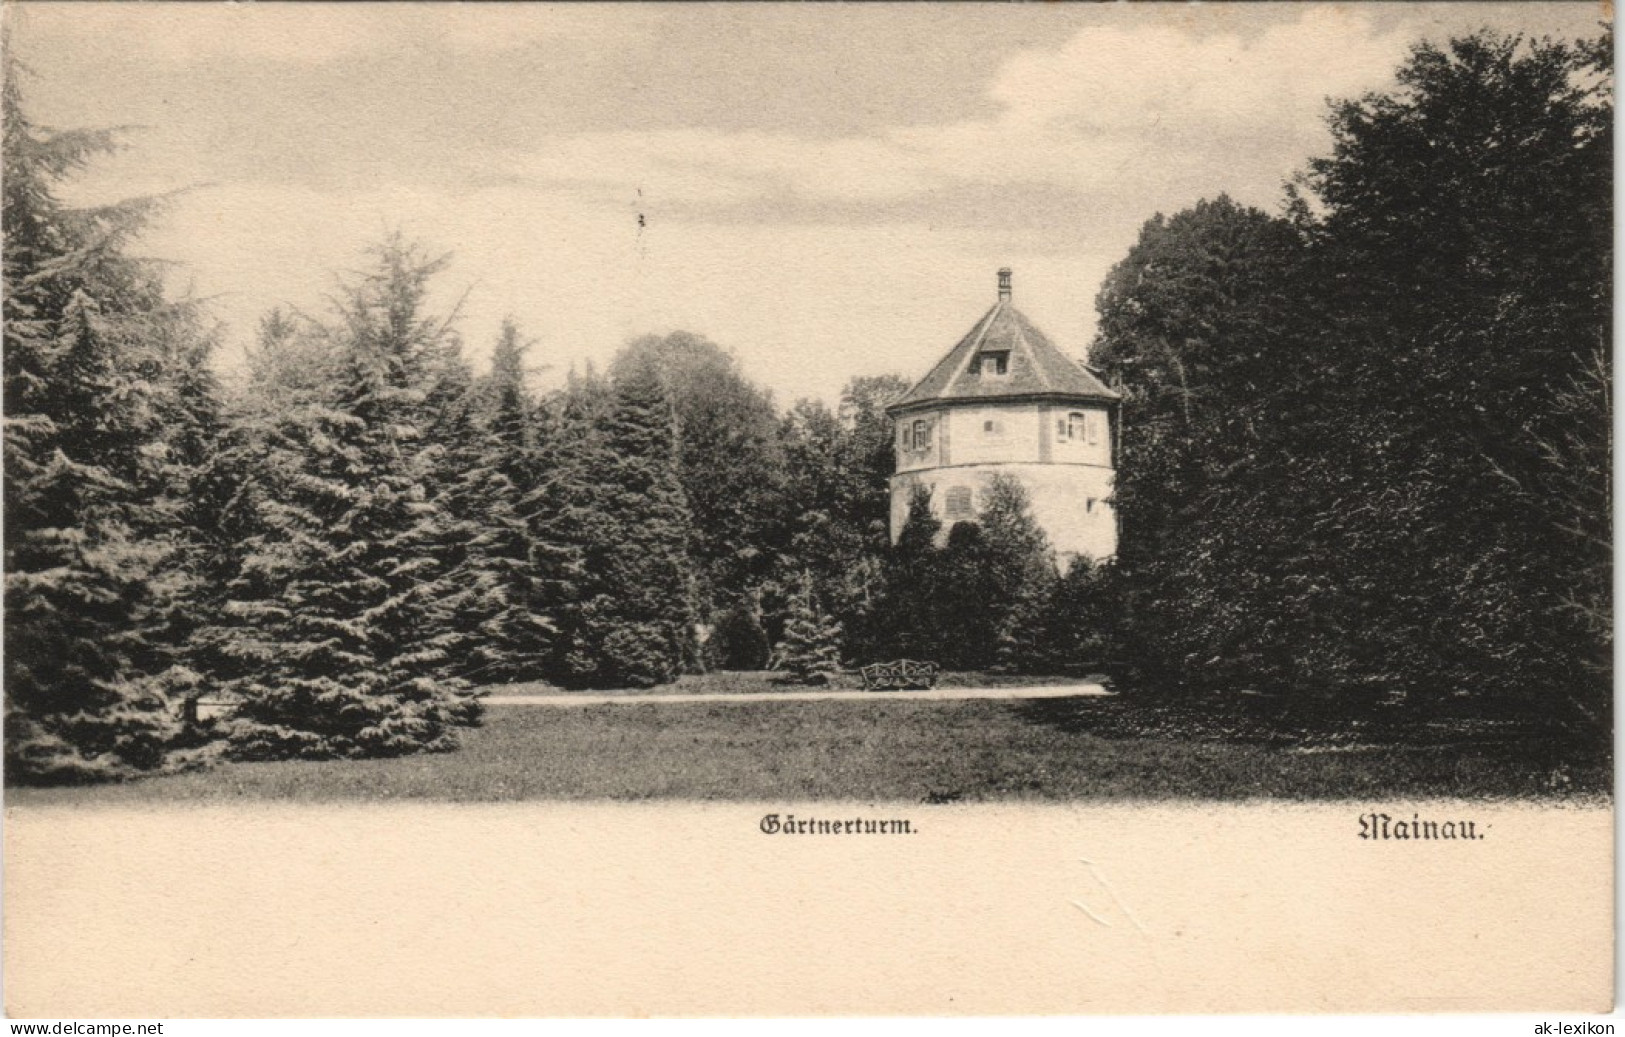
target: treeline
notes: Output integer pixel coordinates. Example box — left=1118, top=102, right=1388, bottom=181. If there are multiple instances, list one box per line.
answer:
left=4, top=46, right=921, bottom=778
left=3, top=29, right=1612, bottom=782
left=2, top=158, right=912, bottom=777
left=1090, top=31, right=1612, bottom=733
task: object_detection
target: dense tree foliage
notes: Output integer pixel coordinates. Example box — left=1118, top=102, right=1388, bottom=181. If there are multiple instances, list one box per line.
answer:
left=441, top=319, right=555, bottom=683
left=774, top=374, right=908, bottom=658
left=610, top=332, right=786, bottom=616
left=877, top=485, right=944, bottom=661
left=204, top=241, right=480, bottom=759
left=876, top=477, right=1058, bottom=671
left=1294, top=30, right=1612, bottom=724
left=1093, top=30, right=1612, bottom=734
left=3, top=26, right=1609, bottom=783
left=1090, top=195, right=1311, bottom=689
left=710, top=595, right=771, bottom=670
left=537, top=364, right=700, bottom=688
left=773, top=571, right=844, bottom=683
left=3, top=72, right=221, bottom=781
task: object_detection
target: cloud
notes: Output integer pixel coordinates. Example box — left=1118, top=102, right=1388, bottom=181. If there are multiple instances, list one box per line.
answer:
left=990, top=6, right=1406, bottom=135
left=467, top=8, right=1412, bottom=225
left=21, top=3, right=1530, bottom=407
left=11, top=3, right=663, bottom=66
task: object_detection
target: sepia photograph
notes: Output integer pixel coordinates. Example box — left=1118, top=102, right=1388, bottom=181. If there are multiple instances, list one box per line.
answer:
left=1, top=0, right=1613, bottom=1021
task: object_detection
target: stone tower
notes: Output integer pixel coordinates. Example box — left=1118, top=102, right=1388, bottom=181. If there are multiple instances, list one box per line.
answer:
left=887, top=268, right=1120, bottom=563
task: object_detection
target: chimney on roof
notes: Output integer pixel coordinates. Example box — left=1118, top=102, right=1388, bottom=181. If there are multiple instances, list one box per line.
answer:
left=997, top=267, right=1012, bottom=301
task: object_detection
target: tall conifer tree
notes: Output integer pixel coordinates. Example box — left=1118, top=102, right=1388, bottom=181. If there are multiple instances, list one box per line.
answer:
left=610, top=332, right=786, bottom=613
left=538, top=364, right=699, bottom=688
left=978, top=476, right=1060, bottom=673
left=879, top=485, right=943, bottom=660
left=3, top=72, right=217, bottom=781
left=773, top=572, right=843, bottom=682
left=441, top=320, right=555, bottom=681
left=212, top=240, right=479, bottom=759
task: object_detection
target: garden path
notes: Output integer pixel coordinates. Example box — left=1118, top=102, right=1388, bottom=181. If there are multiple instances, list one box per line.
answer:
left=482, top=683, right=1110, bottom=707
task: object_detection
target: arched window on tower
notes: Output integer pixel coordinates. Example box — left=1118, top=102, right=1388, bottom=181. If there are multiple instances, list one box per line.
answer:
left=1064, top=411, right=1086, bottom=441
left=909, top=418, right=932, bottom=452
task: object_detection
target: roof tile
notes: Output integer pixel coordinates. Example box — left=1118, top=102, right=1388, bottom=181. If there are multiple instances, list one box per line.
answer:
left=890, top=292, right=1118, bottom=411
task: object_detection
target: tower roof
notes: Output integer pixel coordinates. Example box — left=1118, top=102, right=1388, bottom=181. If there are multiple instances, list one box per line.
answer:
left=889, top=269, right=1118, bottom=413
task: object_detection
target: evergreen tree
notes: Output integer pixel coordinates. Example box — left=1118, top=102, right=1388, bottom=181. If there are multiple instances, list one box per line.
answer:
left=773, top=572, right=843, bottom=683
left=472, top=320, right=557, bottom=679
left=977, top=476, right=1059, bottom=673
left=710, top=594, right=771, bottom=670
left=210, top=240, right=479, bottom=759
left=934, top=520, right=999, bottom=670
left=188, top=311, right=331, bottom=690
left=878, top=484, right=943, bottom=660
left=610, top=332, right=786, bottom=615
left=424, top=320, right=554, bottom=683
left=3, top=71, right=217, bottom=781
left=539, top=364, right=699, bottom=688
left=522, top=368, right=609, bottom=665
left=776, top=374, right=907, bottom=661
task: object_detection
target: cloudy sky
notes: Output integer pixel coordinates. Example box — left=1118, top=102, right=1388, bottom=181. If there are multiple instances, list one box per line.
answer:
left=8, top=2, right=1605, bottom=406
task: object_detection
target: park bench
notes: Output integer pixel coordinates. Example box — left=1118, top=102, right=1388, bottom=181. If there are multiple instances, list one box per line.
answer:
left=859, top=659, right=939, bottom=692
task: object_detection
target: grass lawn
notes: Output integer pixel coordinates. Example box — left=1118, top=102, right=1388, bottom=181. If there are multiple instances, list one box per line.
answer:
left=7, top=675, right=1608, bottom=804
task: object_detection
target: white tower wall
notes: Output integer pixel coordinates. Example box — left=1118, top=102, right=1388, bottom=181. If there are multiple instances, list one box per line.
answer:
left=885, top=269, right=1120, bottom=566
left=889, top=399, right=1118, bottom=564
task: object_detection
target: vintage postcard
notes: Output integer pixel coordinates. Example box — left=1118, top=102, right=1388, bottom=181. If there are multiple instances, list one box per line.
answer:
left=1, top=0, right=1612, bottom=1020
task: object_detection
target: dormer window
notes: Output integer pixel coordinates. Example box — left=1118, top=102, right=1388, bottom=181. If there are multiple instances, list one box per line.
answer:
left=974, top=352, right=1009, bottom=377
